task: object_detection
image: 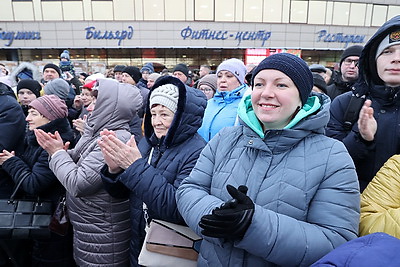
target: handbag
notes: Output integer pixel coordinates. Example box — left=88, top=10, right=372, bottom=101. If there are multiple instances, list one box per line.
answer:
left=138, top=148, right=201, bottom=266
left=48, top=195, right=70, bottom=236
left=0, top=175, right=52, bottom=239
left=138, top=219, right=201, bottom=266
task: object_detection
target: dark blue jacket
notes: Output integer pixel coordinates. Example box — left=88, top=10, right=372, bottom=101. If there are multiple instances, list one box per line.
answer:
left=326, top=15, right=400, bottom=191
left=0, top=83, right=26, bottom=198
left=2, top=118, right=74, bottom=205
left=101, top=76, right=207, bottom=266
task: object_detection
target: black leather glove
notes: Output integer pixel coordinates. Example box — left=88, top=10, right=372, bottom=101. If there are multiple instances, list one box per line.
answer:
left=199, top=184, right=254, bottom=239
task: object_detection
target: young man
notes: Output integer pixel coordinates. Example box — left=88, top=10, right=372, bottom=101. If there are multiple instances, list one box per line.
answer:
left=326, top=15, right=400, bottom=192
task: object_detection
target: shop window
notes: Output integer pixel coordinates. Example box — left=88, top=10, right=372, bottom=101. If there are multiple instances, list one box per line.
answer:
left=243, top=0, right=263, bottom=22
left=165, top=0, right=185, bottom=21
left=263, top=0, right=282, bottom=23
left=144, top=0, right=165, bottom=20
left=371, top=5, right=388, bottom=27
left=290, top=1, right=308, bottom=24
left=195, top=0, right=214, bottom=21
left=215, top=0, right=235, bottom=22
left=332, top=2, right=350, bottom=25
left=349, top=3, right=367, bottom=26
left=388, top=6, right=400, bottom=20
left=308, top=1, right=326, bottom=25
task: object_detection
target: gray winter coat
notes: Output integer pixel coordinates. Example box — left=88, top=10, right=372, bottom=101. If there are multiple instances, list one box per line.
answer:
left=49, top=79, right=142, bottom=266
left=177, top=93, right=360, bottom=266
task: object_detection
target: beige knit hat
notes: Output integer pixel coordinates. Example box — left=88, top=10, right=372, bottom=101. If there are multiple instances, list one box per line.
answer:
left=149, top=84, right=179, bottom=113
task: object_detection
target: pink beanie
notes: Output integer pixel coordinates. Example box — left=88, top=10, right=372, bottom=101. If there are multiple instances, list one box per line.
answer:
left=29, top=95, right=68, bottom=121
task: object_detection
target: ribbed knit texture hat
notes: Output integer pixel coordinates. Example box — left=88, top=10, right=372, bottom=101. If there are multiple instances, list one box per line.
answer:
left=141, top=62, right=154, bottom=74
left=340, top=45, right=363, bottom=65
left=217, top=58, right=246, bottom=85
left=312, top=73, right=327, bottom=94
left=251, top=53, right=313, bottom=106
left=376, top=29, right=400, bottom=59
left=29, top=95, right=68, bottom=121
left=149, top=84, right=179, bottom=113
left=44, top=78, right=70, bottom=100
left=17, top=79, right=42, bottom=98
left=198, top=74, right=217, bottom=92
left=123, top=66, right=142, bottom=83
left=43, top=63, right=62, bottom=77
left=60, top=50, right=70, bottom=60
left=173, top=63, right=189, bottom=78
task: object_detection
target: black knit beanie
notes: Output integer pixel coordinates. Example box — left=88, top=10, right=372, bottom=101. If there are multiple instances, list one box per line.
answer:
left=173, top=63, right=189, bottom=78
left=43, top=63, right=62, bottom=77
left=340, top=45, right=363, bottom=66
left=17, top=79, right=42, bottom=97
left=251, top=53, right=313, bottom=106
left=122, top=66, right=142, bottom=83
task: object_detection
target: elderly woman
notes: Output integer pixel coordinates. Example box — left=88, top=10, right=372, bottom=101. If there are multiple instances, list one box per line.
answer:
left=98, top=76, right=207, bottom=266
left=198, top=58, right=248, bottom=141
left=34, top=79, right=142, bottom=266
left=177, top=53, right=360, bottom=266
left=0, top=95, right=75, bottom=266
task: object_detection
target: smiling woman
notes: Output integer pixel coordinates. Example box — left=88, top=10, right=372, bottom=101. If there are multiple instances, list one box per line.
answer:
left=176, top=53, right=360, bottom=267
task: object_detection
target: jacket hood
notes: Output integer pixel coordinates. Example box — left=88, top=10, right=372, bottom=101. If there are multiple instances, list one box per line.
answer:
left=238, top=93, right=329, bottom=139
left=357, top=15, right=400, bottom=92
left=143, top=76, right=207, bottom=148
left=0, top=82, right=17, bottom=99
left=10, top=62, right=41, bottom=84
left=87, top=78, right=142, bottom=135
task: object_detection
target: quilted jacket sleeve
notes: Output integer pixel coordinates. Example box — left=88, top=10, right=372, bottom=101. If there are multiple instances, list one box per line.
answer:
left=360, top=155, right=400, bottom=238
left=49, top=145, right=105, bottom=197
left=176, top=135, right=227, bottom=236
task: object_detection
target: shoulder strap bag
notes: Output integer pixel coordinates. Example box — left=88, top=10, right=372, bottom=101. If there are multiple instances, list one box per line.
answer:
left=0, top=174, right=52, bottom=239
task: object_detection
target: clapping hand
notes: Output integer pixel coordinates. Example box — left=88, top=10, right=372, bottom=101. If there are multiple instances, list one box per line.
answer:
left=0, top=150, right=15, bottom=165
left=34, top=129, right=69, bottom=156
left=73, top=115, right=87, bottom=134
left=199, top=185, right=255, bottom=240
left=358, top=99, right=377, bottom=142
left=98, top=129, right=142, bottom=173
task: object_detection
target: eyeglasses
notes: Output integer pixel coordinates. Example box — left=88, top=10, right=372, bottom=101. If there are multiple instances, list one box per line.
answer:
left=343, top=58, right=359, bottom=66
left=200, top=88, right=213, bottom=93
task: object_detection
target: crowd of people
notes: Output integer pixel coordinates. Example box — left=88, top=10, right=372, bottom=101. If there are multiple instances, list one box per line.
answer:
left=0, top=15, right=400, bottom=266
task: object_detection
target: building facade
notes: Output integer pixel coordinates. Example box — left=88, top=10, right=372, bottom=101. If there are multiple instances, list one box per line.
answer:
left=1, top=0, right=399, bottom=73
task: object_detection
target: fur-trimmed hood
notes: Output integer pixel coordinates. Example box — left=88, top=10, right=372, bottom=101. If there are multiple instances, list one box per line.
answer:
left=10, top=62, right=41, bottom=84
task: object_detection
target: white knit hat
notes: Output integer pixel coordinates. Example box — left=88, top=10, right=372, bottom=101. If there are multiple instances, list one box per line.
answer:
left=149, top=84, right=179, bottom=113
left=376, top=29, right=400, bottom=59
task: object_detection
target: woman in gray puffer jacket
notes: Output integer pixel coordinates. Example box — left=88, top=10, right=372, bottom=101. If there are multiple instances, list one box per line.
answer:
left=35, top=79, right=142, bottom=266
left=177, top=53, right=360, bottom=267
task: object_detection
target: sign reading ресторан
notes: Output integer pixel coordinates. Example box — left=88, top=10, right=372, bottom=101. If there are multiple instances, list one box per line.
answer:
left=0, top=28, right=41, bottom=46
left=316, top=30, right=366, bottom=48
left=180, top=26, right=272, bottom=46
